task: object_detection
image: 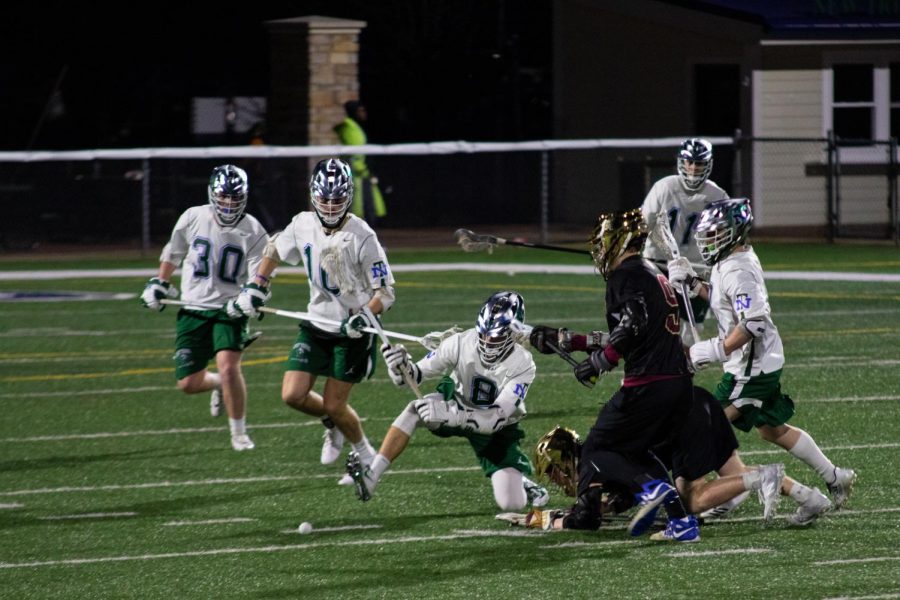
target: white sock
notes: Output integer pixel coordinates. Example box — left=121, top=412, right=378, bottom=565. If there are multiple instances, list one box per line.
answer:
left=229, top=417, right=246, bottom=436
left=742, top=470, right=762, bottom=490
left=788, top=429, right=836, bottom=484
left=370, top=454, right=391, bottom=481
left=788, top=481, right=813, bottom=505
left=352, top=438, right=375, bottom=465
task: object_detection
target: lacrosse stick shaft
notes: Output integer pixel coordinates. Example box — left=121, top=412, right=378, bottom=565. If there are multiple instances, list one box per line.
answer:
left=545, top=340, right=595, bottom=388
left=455, top=228, right=590, bottom=256
left=361, top=306, right=423, bottom=399
left=649, top=213, right=702, bottom=344
left=161, top=299, right=225, bottom=311
left=258, top=306, right=429, bottom=347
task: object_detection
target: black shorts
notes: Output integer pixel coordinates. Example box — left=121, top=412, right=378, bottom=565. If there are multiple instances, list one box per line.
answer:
left=655, top=386, right=739, bottom=481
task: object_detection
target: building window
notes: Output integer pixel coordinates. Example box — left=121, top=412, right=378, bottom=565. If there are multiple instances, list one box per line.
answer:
left=832, top=64, right=874, bottom=140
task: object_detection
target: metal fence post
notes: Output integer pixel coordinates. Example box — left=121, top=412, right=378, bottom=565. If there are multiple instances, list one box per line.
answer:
left=540, top=150, right=549, bottom=244
left=141, top=159, right=151, bottom=257
left=891, top=137, right=899, bottom=246
left=826, top=130, right=837, bottom=243
left=732, top=128, right=743, bottom=198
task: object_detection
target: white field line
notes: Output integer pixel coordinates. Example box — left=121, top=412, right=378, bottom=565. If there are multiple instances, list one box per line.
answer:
left=3, top=265, right=900, bottom=282
left=0, top=528, right=541, bottom=570
left=665, top=547, right=773, bottom=557
left=164, top=518, right=257, bottom=527
left=0, top=466, right=480, bottom=497
left=815, top=557, right=900, bottom=566
left=823, top=595, right=900, bottom=600
left=281, top=524, right=383, bottom=534
left=39, top=512, right=138, bottom=520
left=0, top=503, right=23, bottom=509
left=539, top=540, right=635, bottom=549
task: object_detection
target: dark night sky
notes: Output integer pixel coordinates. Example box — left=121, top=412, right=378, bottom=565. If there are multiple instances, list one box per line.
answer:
left=2, top=1, right=553, bottom=150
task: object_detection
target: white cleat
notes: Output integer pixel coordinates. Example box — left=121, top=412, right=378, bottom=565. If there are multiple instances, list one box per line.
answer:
left=210, top=388, right=223, bottom=417
left=757, top=463, right=785, bottom=522
left=231, top=434, right=255, bottom=451
left=787, top=488, right=832, bottom=526
left=827, top=467, right=857, bottom=509
left=337, top=474, right=354, bottom=486
left=524, top=478, right=550, bottom=508
left=320, top=426, right=345, bottom=465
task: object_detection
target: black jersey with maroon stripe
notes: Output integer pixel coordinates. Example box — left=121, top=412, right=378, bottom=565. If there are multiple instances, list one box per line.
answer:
left=604, top=255, right=690, bottom=378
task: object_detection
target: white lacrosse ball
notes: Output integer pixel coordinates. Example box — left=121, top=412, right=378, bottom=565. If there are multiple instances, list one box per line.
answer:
left=298, top=522, right=313, bottom=535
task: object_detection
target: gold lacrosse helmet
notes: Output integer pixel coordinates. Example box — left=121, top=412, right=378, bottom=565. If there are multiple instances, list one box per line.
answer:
left=588, top=208, right=648, bottom=279
left=533, top=426, right=582, bottom=497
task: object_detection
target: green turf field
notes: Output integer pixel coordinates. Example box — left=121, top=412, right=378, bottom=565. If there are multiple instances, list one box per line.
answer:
left=1, top=242, right=898, bottom=599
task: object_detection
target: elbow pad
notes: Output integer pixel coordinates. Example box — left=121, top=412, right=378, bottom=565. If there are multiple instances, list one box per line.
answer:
left=738, top=317, right=766, bottom=338
left=374, top=285, right=396, bottom=312
left=608, top=297, right=648, bottom=349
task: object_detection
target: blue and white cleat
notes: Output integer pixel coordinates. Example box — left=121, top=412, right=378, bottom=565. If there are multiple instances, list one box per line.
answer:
left=627, top=480, right=678, bottom=537
left=650, top=515, right=701, bottom=542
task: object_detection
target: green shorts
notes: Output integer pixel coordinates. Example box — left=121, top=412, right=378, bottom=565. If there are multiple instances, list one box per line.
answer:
left=713, top=369, right=796, bottom=432
left=430, top=376, right=534, bottom=477
left=173, top=309, right=249, bottom=379
left=285, top=324, right=376, bottom=383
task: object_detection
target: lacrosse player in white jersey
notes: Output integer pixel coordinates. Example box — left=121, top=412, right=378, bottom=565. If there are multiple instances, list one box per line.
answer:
left=641, top=138, right=729, bottom=342
left=227, top=157, right=391, bottom=471
left=140, top=164, right=267, bottom=451
left=345, top=291, right=550, bottom=511
left=668, top=197, right=856, bottom=523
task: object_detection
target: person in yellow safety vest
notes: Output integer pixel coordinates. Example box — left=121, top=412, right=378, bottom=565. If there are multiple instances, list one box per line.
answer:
left=333, top=101, right=387, bottom=224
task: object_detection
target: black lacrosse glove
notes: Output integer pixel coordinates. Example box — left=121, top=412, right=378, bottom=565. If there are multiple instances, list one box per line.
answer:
left=573, top=349, right=616, bottom=388
left=529, top=325, right=560, bottom=354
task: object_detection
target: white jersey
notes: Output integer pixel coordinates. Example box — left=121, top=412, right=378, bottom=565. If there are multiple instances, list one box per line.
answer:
left=416, top=329, right=536, bottom=426
left=160, top=205, right=268, bottom=308
left=708, top=247, right=784, bottom=376
left=272, top=212, right=394, bottom=333
left=641, top=175, right=729, bottom=269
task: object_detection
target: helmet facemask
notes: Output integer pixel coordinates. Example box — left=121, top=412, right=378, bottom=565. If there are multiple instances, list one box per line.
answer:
left=677, top=138, right=713, bottom=192
left=310, top=158, right=354, bottom=229
left=695, top=198, right=753, bottom=265
left=475, top=291, right=525, bottom=367
left=589, top=208, right=648, bottom=279
left=208, top=165, right=249, bottom=227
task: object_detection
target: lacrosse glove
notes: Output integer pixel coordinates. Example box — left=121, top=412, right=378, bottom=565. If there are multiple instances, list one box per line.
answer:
left=340, top=312, right=372, bottom=339
left=225, top=283, right=270, bottom=320
left=140, top=277, right=177, bottom=311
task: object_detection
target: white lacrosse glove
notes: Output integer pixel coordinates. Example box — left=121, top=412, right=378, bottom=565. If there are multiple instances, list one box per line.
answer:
left=689, top=338, right=728, bottom=371
left=414, top=397, right=468, bottom=430
left=340, top=312, right=372, bottom=339
left=381, top=343, right=420, bottom=387
left=140, top=277, right=177, bottom=311
left=226, top=283, right=270, bottom=320
left=666, top=257, right=702, bottom=298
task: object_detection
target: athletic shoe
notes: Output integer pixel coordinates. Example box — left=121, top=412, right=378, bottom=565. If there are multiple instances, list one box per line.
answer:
left=699, top=490, right=750, bottom=522
left=346, top=451, right=375, bottom=502
left=337, top=474, right=354, bottom=486
left=827, top=467, right=857, bottom=509
left=627, top=480, right=677, bottom=537
left=320, top=425, right=345, bottom=465
left=231, top=434, right=255, bottom=451
left=757, top=463, right=785, bottom=522
left=524, top=478, right=550, bottom=507
left=210, top=388, right=223, bottom=417
left=649, top=515, right=701, bottom=542
left=787, top=488, right=832, bottom=526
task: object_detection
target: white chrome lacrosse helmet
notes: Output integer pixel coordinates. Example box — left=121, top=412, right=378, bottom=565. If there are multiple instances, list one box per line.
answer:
left=310, top=158, right=354, bottom=228
left=475, top=291, right=525, bottom=367
left=208, top=164, right=249, bottom=226
left=677, top=138, right=713, bottom=192
left=695, top=197, right=753, bottom=265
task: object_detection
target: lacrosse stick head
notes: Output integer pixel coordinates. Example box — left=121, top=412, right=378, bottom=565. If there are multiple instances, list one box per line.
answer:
left=320, top=244, right=366, bottom=299
left=420, top=325, right=463, bottom=351
left=454, top=228, right=497, bottom=254
left=588, top=209, right=648, bottom=279
left=533, top=425, right=582, bottom=497
left=648, top=209, right=680, bottom=261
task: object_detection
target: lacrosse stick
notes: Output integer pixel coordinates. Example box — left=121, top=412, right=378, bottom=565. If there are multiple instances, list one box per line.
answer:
left=361, top=305, right=423, bottom=399
left=545, top=339, right=595, bottom=389
left=455, top=228, right=591, bottom=257
left=648, top=211, right=701, bottom=344
left=160, top=299, right=447, bottom=350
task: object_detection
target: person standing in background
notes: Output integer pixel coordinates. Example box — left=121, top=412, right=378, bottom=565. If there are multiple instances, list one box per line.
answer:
left=334, top=101, right=387, bottom=225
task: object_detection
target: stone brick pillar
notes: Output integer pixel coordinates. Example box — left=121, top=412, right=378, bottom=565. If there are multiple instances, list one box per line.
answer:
left=264, top=15, right=367, bottom=146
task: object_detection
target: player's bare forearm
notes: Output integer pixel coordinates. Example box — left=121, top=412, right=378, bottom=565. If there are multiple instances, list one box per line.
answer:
left=367, top=294, right=384, bottom=316
left=252, top=256, right=278, bottom=285
left=158, top=261, right=178, bottom=281
left=723, top=326, right=752, bottom=355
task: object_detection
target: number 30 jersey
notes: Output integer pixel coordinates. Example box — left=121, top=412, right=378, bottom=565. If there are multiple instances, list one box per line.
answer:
left=416, top=329, right=536, bottom=426
left=160, top=205, right=268, bottom=307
